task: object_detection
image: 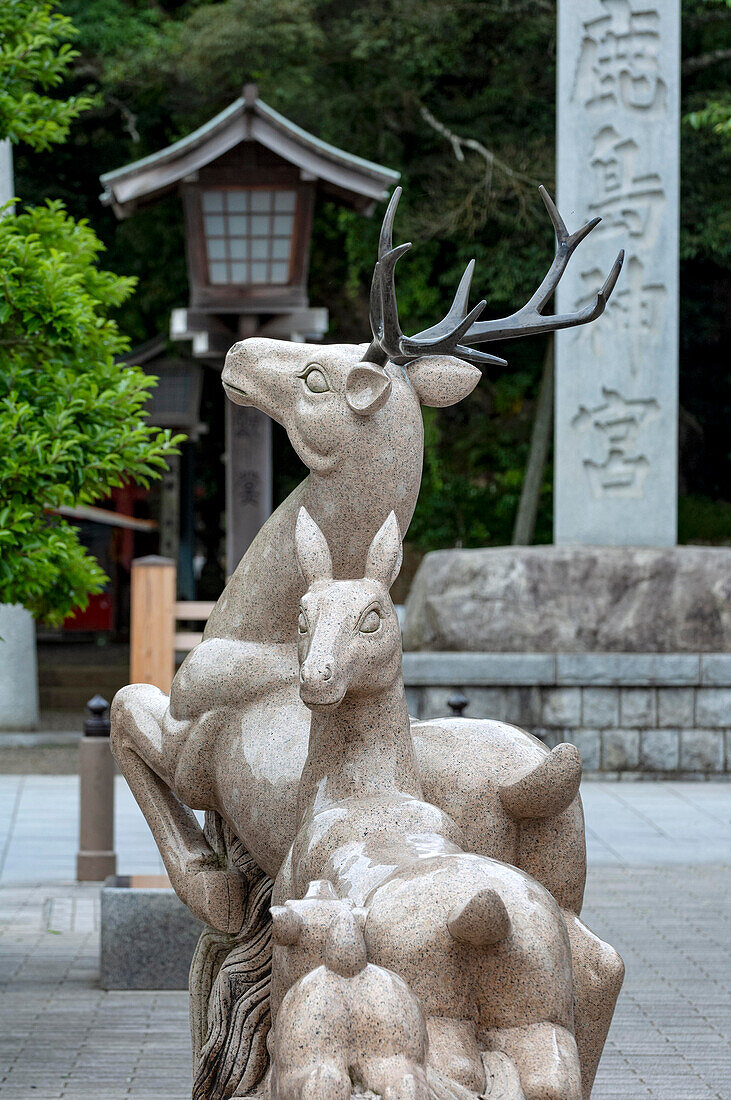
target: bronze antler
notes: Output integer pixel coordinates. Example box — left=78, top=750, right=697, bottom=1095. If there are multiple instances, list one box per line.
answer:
left=364, top=188, right=503, bottom=368
left=364, top=186, right=624, bottom=369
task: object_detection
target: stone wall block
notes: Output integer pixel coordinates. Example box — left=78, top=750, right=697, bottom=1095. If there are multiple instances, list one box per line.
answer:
left=694, top=688, right=731, bottom=729
left=602, top=729, right=640, bottom=771
left=403, top=547, right=731, bottom=653
left=493, top=687, right=542, bottom=728
left=461, top=687, right=511, bottom=722
left=533, top=728, right=560, bottom=749
left=657, top=688, right=695, bottom=728
left=640, top=729, right=679, bottom=772
left=420, top=687, right=457, bottom=720
left=680, top=729, right=725, bottom=773
left=542, top=687, right=582, bottom=728
left=405, top=688, right=422, bottom=720
left=582, top=688, right=620, bottom=729
left=620, top=688, right=657, bottom=727
left=563, top=729, right=600, bottom=771
left=420, top=687, right=448, bottom=720
left=700, top=654, right=731, bottom=685
left=420, top=687, right=518, bottom=721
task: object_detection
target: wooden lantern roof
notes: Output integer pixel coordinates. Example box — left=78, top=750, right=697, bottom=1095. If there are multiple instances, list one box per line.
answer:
left=100, top=84, right=400, bottom=219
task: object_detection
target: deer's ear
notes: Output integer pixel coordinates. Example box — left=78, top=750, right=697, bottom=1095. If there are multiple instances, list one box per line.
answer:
left=404, top=355, right=481, bottom=407
left=345, top=363, right=392, bottom=416
left=365, top=511, right=402, bottom=589
left=295, top=507, right=333, bottom=586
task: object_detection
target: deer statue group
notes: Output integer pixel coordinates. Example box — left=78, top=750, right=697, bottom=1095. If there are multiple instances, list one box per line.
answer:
left=111, top=186, right=625, bottom=1099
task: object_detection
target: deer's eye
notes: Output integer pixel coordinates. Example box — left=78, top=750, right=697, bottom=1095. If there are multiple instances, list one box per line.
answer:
left=360, top=609, right=381, bottom=634
left=303, top=367, right=330, bottom=394
left=297, top=612, right=308, bottom=635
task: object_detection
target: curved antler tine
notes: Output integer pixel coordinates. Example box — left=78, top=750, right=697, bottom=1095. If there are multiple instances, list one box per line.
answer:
left=599, top=249, right=624, bottom=304
left=369, top=260, right=383, bottom=340
left=538, top=184, right=568, bottom=244
left=453, top=344, right=508, bottom=367
left=574, top=250, right=626, bottom=326
left=548, top=250, right=625, bottom=330
left=569, top=216, right=601, bottom=250
left=409, top=260, right=477, bottom=342
left=541, top=184, right=600, bottom=252
left=378, top=242, right=412, bottom=357
left=379, top=186, right=403, bottom=260
left=400, top=298, right=487, bottom=356
left=449, top=259, right=476, bottom=321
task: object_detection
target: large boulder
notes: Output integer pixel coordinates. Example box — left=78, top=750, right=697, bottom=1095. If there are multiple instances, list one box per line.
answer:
left=402, top=545, right=731, bottom=653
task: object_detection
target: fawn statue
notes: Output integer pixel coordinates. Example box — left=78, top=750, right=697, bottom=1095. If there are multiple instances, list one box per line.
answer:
left=110, top=186, right=624, bottom=1099
left=263, top=509, right=622, bottom=1100
left=269, top=882, right=430, bottom=1100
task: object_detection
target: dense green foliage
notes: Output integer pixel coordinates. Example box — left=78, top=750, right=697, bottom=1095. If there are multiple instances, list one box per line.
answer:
left=0, top=1, right=181, bottom=623
left=12, top=0, right=731, bottom=555
left=0, top=0, right=92, bottom=149
left=0, top=203, right=182, bottom=623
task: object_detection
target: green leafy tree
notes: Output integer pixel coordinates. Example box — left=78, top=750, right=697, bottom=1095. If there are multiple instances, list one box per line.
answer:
left=0, top=0, right=92, bottom=150
left=0, top=2, right=181, bottom=623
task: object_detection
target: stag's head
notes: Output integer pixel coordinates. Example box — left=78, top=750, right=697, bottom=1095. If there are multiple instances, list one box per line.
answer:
left=221, top=189, right=489, bottom=476
left=293, top=507, right=403, bottom=710
left=222, top=186, right=622, bottom=474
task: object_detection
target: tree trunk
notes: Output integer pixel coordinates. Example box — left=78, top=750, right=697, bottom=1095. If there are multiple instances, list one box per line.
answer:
left=512, top=338, right=554, bottom=546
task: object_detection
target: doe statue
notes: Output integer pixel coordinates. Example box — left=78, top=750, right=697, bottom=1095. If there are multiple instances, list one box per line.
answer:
left=111, top=186, right=624, bottom=1099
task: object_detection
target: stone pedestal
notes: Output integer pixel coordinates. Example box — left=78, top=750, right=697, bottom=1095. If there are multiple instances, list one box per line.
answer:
left=402, top=544, right=731, bottom=775
left=555, top=0, right=680, bottom=546
left=100, top=876, right=204, bottom=989
left=0, top=604, right=39, bottom=730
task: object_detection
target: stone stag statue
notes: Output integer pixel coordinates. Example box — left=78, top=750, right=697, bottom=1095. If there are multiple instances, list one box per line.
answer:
left=111, top=186, right=624, bottom=1099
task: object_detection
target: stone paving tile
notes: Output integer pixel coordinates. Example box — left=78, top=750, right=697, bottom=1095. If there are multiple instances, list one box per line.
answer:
left=0, top=884, right=190, bottom=1100
left=582, top=864, right=730, bottom=1100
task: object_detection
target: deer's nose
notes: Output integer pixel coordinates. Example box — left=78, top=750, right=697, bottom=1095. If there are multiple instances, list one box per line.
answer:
left=300, top=659, right=334, bottom=685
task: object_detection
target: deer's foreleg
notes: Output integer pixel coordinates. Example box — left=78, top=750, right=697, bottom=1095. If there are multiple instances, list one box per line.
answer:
left=110, top=683, right=247, bottom=933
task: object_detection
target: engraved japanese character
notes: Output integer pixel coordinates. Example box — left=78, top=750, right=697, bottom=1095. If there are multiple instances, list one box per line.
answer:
left=573, top=0, right=667, bottom=114
left=587, top=125, right=664, bottom=244
left=572, top=255, right=666, bottom=375
left=571, top=386, right=659, bottom=498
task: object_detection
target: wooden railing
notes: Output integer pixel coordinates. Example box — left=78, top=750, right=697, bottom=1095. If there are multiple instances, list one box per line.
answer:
left=130, top=556, right=215, bottom=692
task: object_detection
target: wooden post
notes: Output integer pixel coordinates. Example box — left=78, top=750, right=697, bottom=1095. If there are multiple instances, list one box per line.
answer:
left=130, top=556, right=176, bottom=692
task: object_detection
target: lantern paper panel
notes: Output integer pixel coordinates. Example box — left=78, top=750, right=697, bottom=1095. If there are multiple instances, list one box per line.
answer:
left=202, top=189, right=297, bottom=286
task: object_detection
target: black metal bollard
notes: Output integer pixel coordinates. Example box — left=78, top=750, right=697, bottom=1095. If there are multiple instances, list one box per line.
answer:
left=84, top=694, right=111, bottom=737
left=447, top=690, right=469, bottom=717
left=76, top=695, right=117, bottom=881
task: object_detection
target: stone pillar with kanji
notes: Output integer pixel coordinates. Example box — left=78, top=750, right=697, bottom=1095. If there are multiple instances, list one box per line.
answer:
left=555, top=0, right=679, bottom=546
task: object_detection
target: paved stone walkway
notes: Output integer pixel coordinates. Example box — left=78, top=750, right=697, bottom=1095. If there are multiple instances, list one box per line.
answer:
left=0, top=780, right=729, bottom=1097
left=583, top=865, right=730, bottom=1100
left=2, top=776, right=730, bottom=882
left=0, top=883, right=189, bottom=1099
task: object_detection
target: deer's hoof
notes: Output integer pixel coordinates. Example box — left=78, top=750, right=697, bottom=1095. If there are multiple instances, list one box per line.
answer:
left=186, top=866, right=248, bottom=934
